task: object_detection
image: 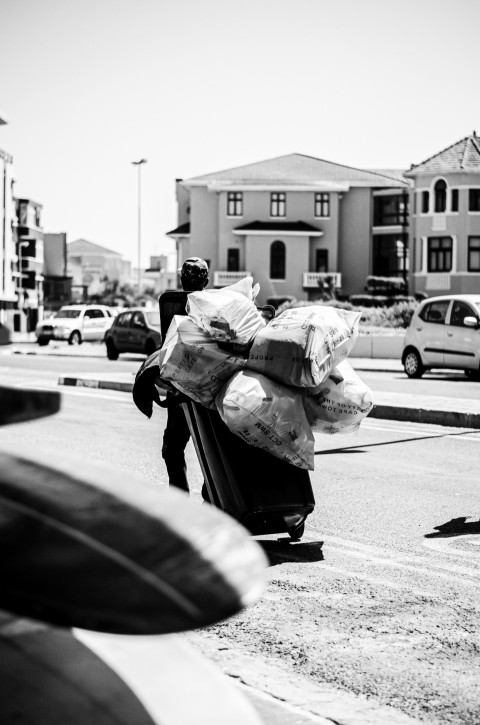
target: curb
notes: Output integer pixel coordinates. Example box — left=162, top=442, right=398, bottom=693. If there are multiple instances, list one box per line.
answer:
left=58, top=377, right=134, bottom=393
left=56, top=376, right=480, bottom=430
left=370, top=404, right=480, bottom=429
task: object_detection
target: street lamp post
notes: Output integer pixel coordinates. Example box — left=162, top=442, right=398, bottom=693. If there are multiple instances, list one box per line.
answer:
left=131, top=159, right=147, bottom=297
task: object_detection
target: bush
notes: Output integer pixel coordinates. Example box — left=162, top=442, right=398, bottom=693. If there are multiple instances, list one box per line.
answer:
left=359, top=300, right=418, bottom=328
left=365, top=275, right=408, bottom=296
left=350, top=294, right=414, bottom=308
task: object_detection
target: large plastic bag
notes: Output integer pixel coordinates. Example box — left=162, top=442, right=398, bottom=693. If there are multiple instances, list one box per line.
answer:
left=302, top=360, right=373, bottom=434
left=215, top=369, right=315, bottom=470
left=247, top=305, right=361, bottom=388
left=186, top=277, right=265, bottom=347
left=158, top=315, right=246, bottom=408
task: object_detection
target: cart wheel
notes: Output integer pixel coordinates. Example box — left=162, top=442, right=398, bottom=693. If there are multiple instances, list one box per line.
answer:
left=288, top=522, right=305, bottom=541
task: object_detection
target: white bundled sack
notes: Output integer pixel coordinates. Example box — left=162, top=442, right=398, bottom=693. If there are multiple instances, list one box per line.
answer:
left=303, top=360, right=374, bottom=434
left=158, top=315, right=246, bottom=408
left=186, top=276, right=266, bottom=347
left=247, top=305, right=361, bottom=388
left=215, top=369, right=315, bottom=471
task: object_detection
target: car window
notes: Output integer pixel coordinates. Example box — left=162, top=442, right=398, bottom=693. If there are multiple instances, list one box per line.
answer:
left=116, top=312, right=133, bottom=327
left=449, top=301, right=478, bottom=327
left=132, top=312, right=145, bottom=327
left=419, top=301, right=449, bottom=324
left=55, top=309, right=81, bottom=318
left=89, top=309, right=105, bottom=319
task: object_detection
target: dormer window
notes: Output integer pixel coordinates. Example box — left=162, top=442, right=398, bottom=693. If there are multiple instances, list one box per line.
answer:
left=434, top=179, right=447, bottom=213
left=227, top=192, right=243, bottom=217
left=270, top=192, right=286, bottom=217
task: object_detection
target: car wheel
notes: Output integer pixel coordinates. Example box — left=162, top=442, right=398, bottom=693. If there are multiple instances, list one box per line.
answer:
left=404, top=349, right=425, bottom=378
left=465, top=369, right=480, bottom=380
left=37, top=337, right=50, bottom=346
left=68, top=331, right=82, bottom=345
left=145, top=339, right=158, bottom=357
left=106, top=339, right=119, bottom=360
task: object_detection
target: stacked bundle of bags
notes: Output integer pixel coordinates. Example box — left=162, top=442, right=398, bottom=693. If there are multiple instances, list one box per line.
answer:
left=155, top=277, right=373, bottom=472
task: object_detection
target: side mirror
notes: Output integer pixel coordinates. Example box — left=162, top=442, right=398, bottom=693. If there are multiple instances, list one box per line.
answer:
left=463, top=316, right=479, bottom=328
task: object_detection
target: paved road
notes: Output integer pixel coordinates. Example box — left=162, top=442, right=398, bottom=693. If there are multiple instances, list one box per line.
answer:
left=2, top=367, right=479, bottom=725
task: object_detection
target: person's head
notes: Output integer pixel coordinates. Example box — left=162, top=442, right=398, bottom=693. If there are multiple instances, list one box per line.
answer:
left=180, top=257, right=209, bottom=291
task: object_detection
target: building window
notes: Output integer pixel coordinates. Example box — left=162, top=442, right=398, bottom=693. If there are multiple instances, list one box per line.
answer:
left=314, top=193, right=330, bottom=217
left=469, top=189, right=480, bottom=212
left=315, top=249, right=328, bottom=272
left=270, top=240, right=285, bottom=279
left=373, top=195, right=408, bottom=226
left=373, top=234, right=408, bottom=276
left=468, top=237, right=480, bottom=271
left=421, top=190, right=429, bottom=213
left=434, top=180, right=447, bottom=213
left=427, top=237, right=452, bottom=272
left=227, top=248, right=240, bottom=271
left=227, top=192, right=243, bottom=216
left=451, top=189, right=459, bottom=212
left=270, top=192, right=286, bottom=217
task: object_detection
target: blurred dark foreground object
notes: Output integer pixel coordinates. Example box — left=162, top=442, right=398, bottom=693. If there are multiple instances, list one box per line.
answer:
left=0, top=609, right=266, bottom=725
left=0, top=384, right=61, bottom=426
left=0, top=442, right=267, bottom=634
left=0, top=385, right=267, bottom=724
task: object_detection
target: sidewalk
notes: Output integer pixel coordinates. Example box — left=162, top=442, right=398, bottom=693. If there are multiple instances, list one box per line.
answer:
left=4, top=335, right=480, bottom=429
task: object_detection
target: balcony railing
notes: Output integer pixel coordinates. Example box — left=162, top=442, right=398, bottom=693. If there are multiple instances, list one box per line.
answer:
left=302, top=272, right=342, bottom=289
left=425, top=273, right=450, bottom=291
left=213, top=271, right=251, bottom=287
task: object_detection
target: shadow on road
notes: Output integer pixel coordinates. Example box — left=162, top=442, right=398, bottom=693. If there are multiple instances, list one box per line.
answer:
left=425, top=517, right=480, bottom=538
left=259, top=539, right=324, bottom=566
left=315, top=429, right=475, bottom=456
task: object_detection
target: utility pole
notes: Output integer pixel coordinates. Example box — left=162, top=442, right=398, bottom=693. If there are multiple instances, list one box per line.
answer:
left=131, top=159, right=147, bottom=297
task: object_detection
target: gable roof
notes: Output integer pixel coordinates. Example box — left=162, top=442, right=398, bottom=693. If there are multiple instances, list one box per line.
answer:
left=183, top=153, right=409, bottom=189
left=68, top=238, right=123, bottom=257
left=406, top=133, right=480, bottom=176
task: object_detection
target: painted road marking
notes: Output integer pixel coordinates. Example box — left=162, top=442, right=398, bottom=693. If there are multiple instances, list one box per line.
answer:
left=302, top=530, right=480, bottom=589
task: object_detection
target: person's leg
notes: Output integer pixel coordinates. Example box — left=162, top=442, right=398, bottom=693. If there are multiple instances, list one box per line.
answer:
left=162, top=403, right=191, bottom=492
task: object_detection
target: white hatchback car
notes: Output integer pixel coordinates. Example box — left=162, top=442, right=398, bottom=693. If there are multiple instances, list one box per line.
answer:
left=35, top=305, right=115, bottom=346
left=402, top=294, right=480, bottom=378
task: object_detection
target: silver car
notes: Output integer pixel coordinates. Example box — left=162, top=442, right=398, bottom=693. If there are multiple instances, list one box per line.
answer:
left=402, top=294, right=480, bottom=378
left=35, top=305, right=115, bottom=346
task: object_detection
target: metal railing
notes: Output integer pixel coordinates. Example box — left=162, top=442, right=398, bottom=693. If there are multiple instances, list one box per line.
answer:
left=213, top=271, right=251, bottom=287
left=302, top=272, right=342, bottom=289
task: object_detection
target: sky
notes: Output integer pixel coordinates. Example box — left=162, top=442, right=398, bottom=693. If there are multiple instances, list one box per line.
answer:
left=1, top=0, right=479, bottom=270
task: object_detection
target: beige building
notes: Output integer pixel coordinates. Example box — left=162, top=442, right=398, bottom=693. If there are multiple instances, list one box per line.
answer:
left=67, top=238, right=131, bottom=287
left=405, top=132, right=480, bottom=297
left=167, top=154, right=410, bottom=306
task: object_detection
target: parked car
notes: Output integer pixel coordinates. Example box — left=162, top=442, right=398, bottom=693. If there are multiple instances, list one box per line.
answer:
left=0, top=322, right=11, bottom=346
left=104, top=308, right=162, bottom=359
left=402, top=294, right=480, bottom=378
left=35, top=305, right=115, bottom=346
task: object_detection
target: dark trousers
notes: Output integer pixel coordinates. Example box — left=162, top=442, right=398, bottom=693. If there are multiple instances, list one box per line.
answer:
left=161, top=400, right=191, bottom=492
